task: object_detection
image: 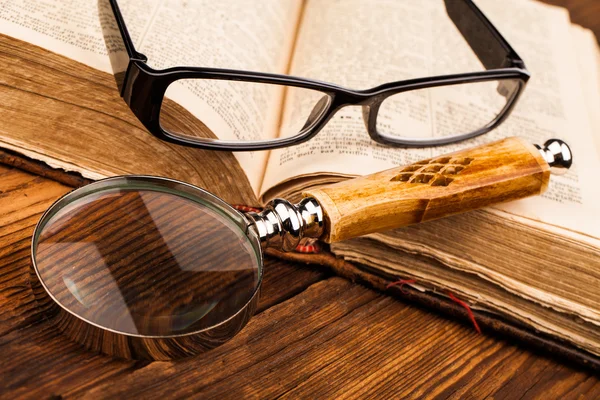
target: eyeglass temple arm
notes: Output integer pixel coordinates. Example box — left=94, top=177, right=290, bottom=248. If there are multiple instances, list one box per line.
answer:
left=107, top=0, right=523, bottom=72
left=445, top=0, right=526, bottom=70
left=107, top=0, right=147, bottom=62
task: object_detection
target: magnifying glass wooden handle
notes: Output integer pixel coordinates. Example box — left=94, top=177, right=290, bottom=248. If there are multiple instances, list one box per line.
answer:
left=250, top=137, right=571, bottom=249
left=303, top=137, right=570, bottom=243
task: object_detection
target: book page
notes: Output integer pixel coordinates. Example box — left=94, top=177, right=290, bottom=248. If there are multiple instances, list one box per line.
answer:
left=571, top=25, right=600, bottom=157
left=332, top=236, right=600, bottom=357
left=0, top=0, right=302, bottom=194
left=260, top=0, right=600, bottom=237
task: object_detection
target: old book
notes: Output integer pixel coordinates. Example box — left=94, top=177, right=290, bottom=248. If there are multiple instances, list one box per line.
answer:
left=1, top=0, right=599, bottom=362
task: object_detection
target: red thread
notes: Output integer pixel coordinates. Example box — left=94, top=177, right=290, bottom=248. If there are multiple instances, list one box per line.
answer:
left=232, top=204, right=262, bottom=213
left=448, top=292, right=481, bottom=334
left=386, top=278, right=416, bottom=294
left=295, top=241, right=321, bottom=253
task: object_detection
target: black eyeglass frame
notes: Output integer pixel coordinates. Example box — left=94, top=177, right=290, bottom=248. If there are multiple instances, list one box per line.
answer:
left=105, top=0, right=530, bottom=151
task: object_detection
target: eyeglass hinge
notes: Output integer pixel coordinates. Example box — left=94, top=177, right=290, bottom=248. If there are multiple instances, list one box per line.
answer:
left=505, top=56, right=526, bottom=69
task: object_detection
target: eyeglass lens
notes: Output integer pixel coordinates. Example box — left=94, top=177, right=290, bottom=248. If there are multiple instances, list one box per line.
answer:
left=160, top=80, right=332, bottom=144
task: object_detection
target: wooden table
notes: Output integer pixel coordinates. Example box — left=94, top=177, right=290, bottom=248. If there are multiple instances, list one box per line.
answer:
left=2, top=1, right=600, bottom=398
left=1, top=166, right=599, bottom=398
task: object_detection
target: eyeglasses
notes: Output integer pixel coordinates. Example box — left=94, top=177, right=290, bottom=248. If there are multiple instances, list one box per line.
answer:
left=99, top=0, right=529, bottom=151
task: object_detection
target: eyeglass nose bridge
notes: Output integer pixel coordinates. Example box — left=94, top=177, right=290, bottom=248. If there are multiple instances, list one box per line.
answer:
left=319, top=88, right=389, bottom=143
left=298, top=90, right=392, bottom=145
left=301, top=95, right=333, bottom=132
left=301, top=90, right=388, bottom=145
left=361, top=101, right=383, bottom=142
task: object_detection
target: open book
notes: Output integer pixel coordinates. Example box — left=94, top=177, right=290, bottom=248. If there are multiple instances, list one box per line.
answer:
left=1, top=0, right=600, bottom=359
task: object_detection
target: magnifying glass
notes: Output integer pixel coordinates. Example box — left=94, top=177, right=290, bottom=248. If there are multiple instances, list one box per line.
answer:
left=29, top=138, right=571, bottom=360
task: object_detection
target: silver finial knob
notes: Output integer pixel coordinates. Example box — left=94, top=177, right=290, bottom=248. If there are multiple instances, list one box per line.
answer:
left=535, top=139, right=572, bottom=175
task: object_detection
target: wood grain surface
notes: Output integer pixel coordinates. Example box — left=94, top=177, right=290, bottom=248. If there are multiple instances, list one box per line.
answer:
left=1, top=165, right=599, bottom=398
left=305, top=138, right=549, bottom=242
left=1, top=0, right=598, bottom=397
left=544, top=0, right=600, bottom=40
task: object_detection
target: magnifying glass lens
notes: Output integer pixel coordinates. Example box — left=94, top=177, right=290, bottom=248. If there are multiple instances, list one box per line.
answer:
left=32, top=178, right=261, bottom=337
